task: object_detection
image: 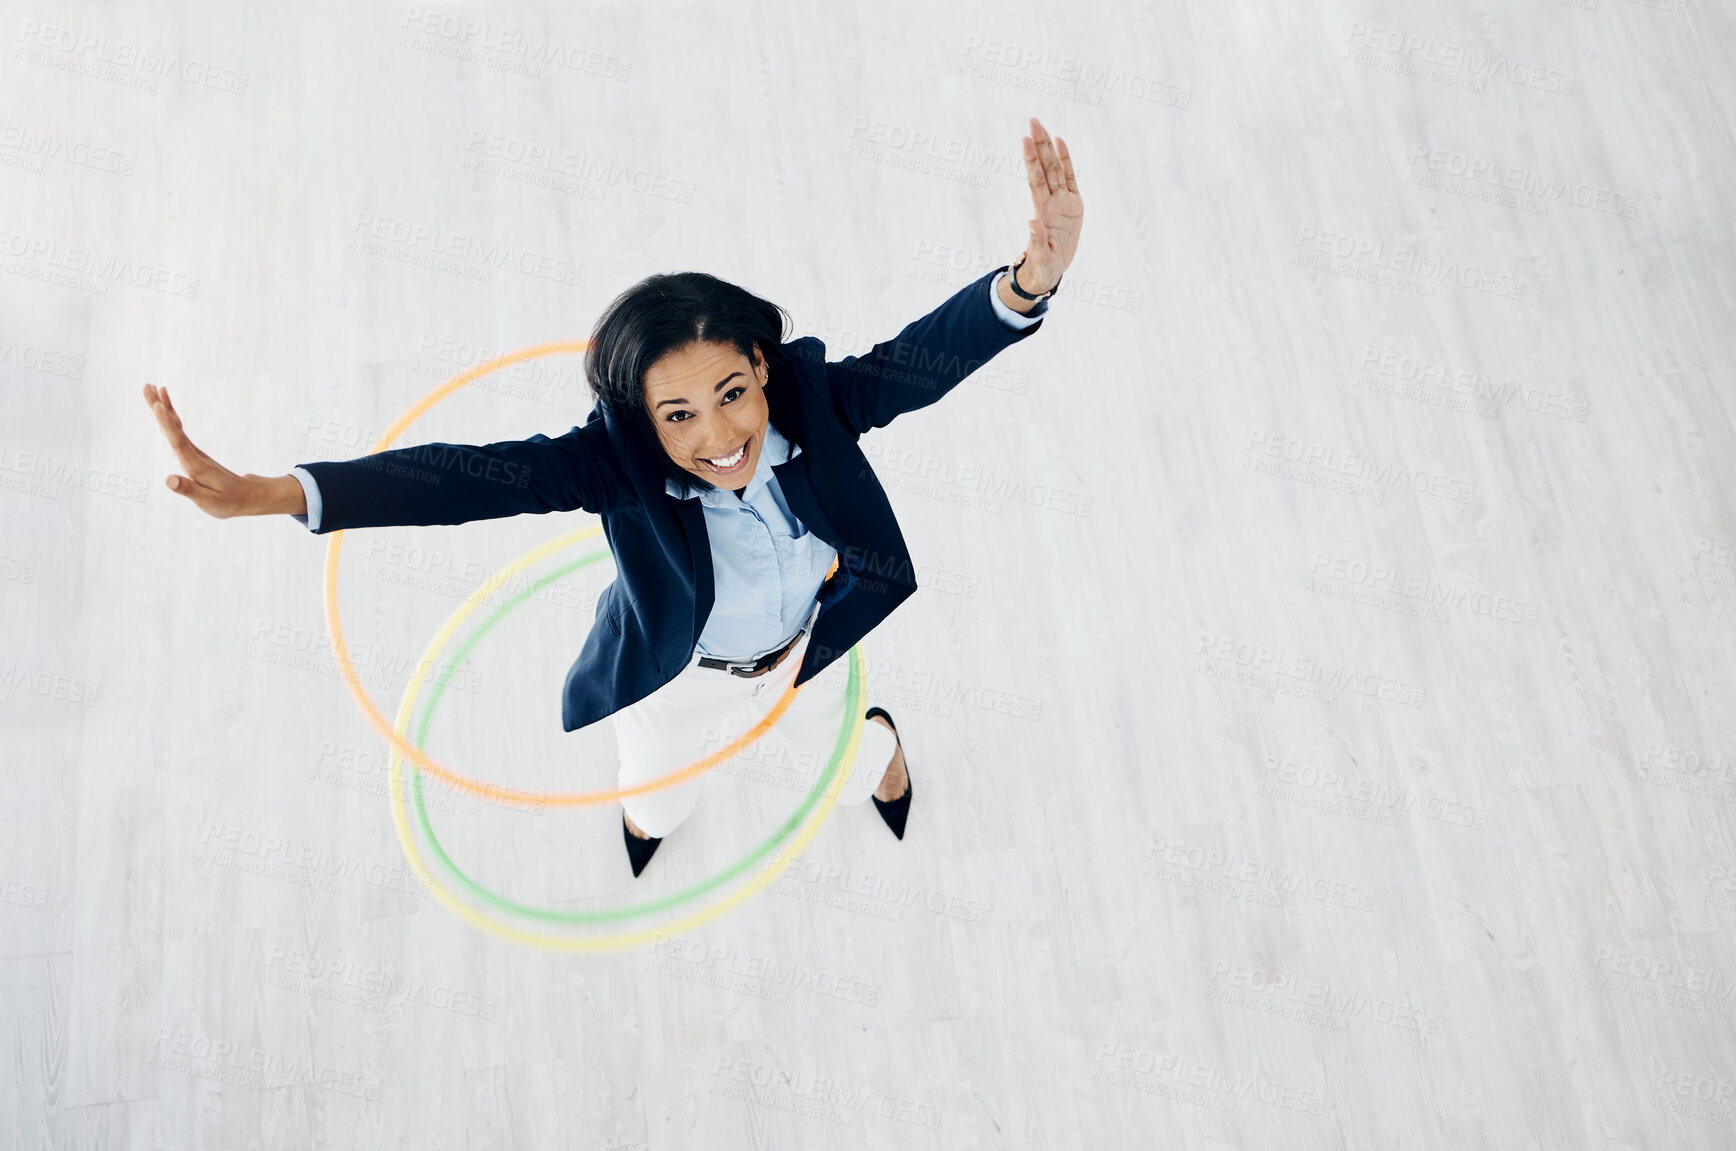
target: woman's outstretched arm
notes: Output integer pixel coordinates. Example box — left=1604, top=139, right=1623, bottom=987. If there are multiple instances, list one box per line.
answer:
left=143, top=382, right=628, bottom=530
left=823, top=116, right=1083, bottom=436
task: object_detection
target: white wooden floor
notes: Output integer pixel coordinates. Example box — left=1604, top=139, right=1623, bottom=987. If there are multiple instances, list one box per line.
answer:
left=4, top=1, right=1734, bottom=1147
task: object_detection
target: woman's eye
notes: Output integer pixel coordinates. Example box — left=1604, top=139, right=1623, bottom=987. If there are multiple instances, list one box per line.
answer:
left=664, top=386, right=744, bottom=422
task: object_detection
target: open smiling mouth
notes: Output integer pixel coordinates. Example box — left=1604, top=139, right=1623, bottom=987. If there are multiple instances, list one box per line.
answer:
left=699, top=436, right=751, bottom=475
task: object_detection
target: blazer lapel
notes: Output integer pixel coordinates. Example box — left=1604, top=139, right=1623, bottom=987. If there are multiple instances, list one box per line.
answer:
left=765, top=357, right=840, bottom=550
left=770, top=450, right=840, bottom=551
left=673, top=495, right=714, bottom=630
left=595, top=400, right=717, bottom=641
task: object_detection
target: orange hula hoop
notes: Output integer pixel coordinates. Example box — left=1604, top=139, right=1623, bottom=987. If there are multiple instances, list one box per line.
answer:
left=320, top=338, right=840, bottom=809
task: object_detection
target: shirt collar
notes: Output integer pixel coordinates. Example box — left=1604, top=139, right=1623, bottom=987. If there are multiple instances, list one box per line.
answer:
left=664, top=421, right=799, bottom=502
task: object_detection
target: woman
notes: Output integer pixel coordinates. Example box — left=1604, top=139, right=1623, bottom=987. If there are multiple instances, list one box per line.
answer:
left=143, top=117, right=1083, bottom=877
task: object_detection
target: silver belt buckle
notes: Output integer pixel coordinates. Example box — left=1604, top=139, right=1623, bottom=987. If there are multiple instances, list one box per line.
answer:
left=711, top=602, right=818, bottom=676
left=734, top=623, right=806, bottom=677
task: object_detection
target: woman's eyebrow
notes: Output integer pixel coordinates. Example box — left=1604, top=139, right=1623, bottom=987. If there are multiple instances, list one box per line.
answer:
left=654, top=372, right=745, bottom=408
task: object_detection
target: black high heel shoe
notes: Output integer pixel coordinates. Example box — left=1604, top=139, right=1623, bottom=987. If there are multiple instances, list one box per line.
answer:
left=866, top=707, right=912, bottom=840
left=622, top=813, right=662, bottom=877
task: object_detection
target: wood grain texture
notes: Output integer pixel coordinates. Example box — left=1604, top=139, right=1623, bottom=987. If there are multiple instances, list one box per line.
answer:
left=2, top=0, right=1732, bottom=1147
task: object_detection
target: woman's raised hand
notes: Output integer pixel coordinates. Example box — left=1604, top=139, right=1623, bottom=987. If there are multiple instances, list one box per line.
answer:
left=142, top=382, right=304, bottom=518
left=1017, top=117, right=1083, bottom=291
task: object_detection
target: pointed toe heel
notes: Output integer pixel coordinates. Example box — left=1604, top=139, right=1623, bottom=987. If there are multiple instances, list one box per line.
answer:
left=866, top=707, right=912, bottom=841
left=623, top=813, right=662, bottom=877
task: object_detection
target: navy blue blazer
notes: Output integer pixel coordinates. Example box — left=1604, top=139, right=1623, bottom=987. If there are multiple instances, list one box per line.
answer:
left=296, top=264, right=1045, bottom=732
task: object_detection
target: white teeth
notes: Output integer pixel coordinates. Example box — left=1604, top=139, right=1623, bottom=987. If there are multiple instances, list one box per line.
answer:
left=707, top=441, right=746, bottom=468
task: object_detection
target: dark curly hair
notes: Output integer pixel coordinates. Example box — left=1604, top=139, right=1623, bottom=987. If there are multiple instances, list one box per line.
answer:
left=584, top=271, right=794, bottom=495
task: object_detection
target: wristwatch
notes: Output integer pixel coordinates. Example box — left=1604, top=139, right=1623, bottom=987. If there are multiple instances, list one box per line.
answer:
left=1007, top=250, right=1062, bottom=303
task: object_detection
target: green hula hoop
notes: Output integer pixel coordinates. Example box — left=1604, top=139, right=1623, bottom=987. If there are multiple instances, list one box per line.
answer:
left=404, top=542, right=862, bottom=926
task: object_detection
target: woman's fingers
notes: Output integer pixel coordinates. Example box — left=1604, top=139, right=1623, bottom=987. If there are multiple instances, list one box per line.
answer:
left=1022, top=130, right=1043, bottom=196
left=1055, top=135, right=1078, bottom=194
left=143, top=382, right=240, bottom=513
left=148, top=384, right=215, bottom=473
left=1023, top=135, right=1051, bottom=207
left=150, top=393, right=200, bottom=469
left=1029, top=117, right=1064, bottom=197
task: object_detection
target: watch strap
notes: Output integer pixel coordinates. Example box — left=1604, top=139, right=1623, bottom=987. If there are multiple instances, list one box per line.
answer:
left=1009, top=253, right=1061, bottom=302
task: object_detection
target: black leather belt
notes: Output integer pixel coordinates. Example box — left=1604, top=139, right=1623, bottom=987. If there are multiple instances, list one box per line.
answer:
left=697, top=623, right=809, bottom=678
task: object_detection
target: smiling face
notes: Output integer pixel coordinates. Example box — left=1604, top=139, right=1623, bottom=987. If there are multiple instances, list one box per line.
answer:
left=641, top=340, right=771, bottom=492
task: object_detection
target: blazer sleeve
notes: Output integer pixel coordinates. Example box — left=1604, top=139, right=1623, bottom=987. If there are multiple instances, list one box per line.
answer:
left=291, top=416, right=629, bottom=534
left=817, top=264, right=1046, bottom=438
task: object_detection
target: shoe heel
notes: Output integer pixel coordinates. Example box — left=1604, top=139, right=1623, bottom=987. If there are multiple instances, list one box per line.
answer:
left=866, top=709, right=912, bottom=840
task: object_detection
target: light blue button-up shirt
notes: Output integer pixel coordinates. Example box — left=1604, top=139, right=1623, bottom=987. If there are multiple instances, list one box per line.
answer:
left=667, top=419, right=838, bottom=661
left=291, top=270, right=1047, bottom=660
